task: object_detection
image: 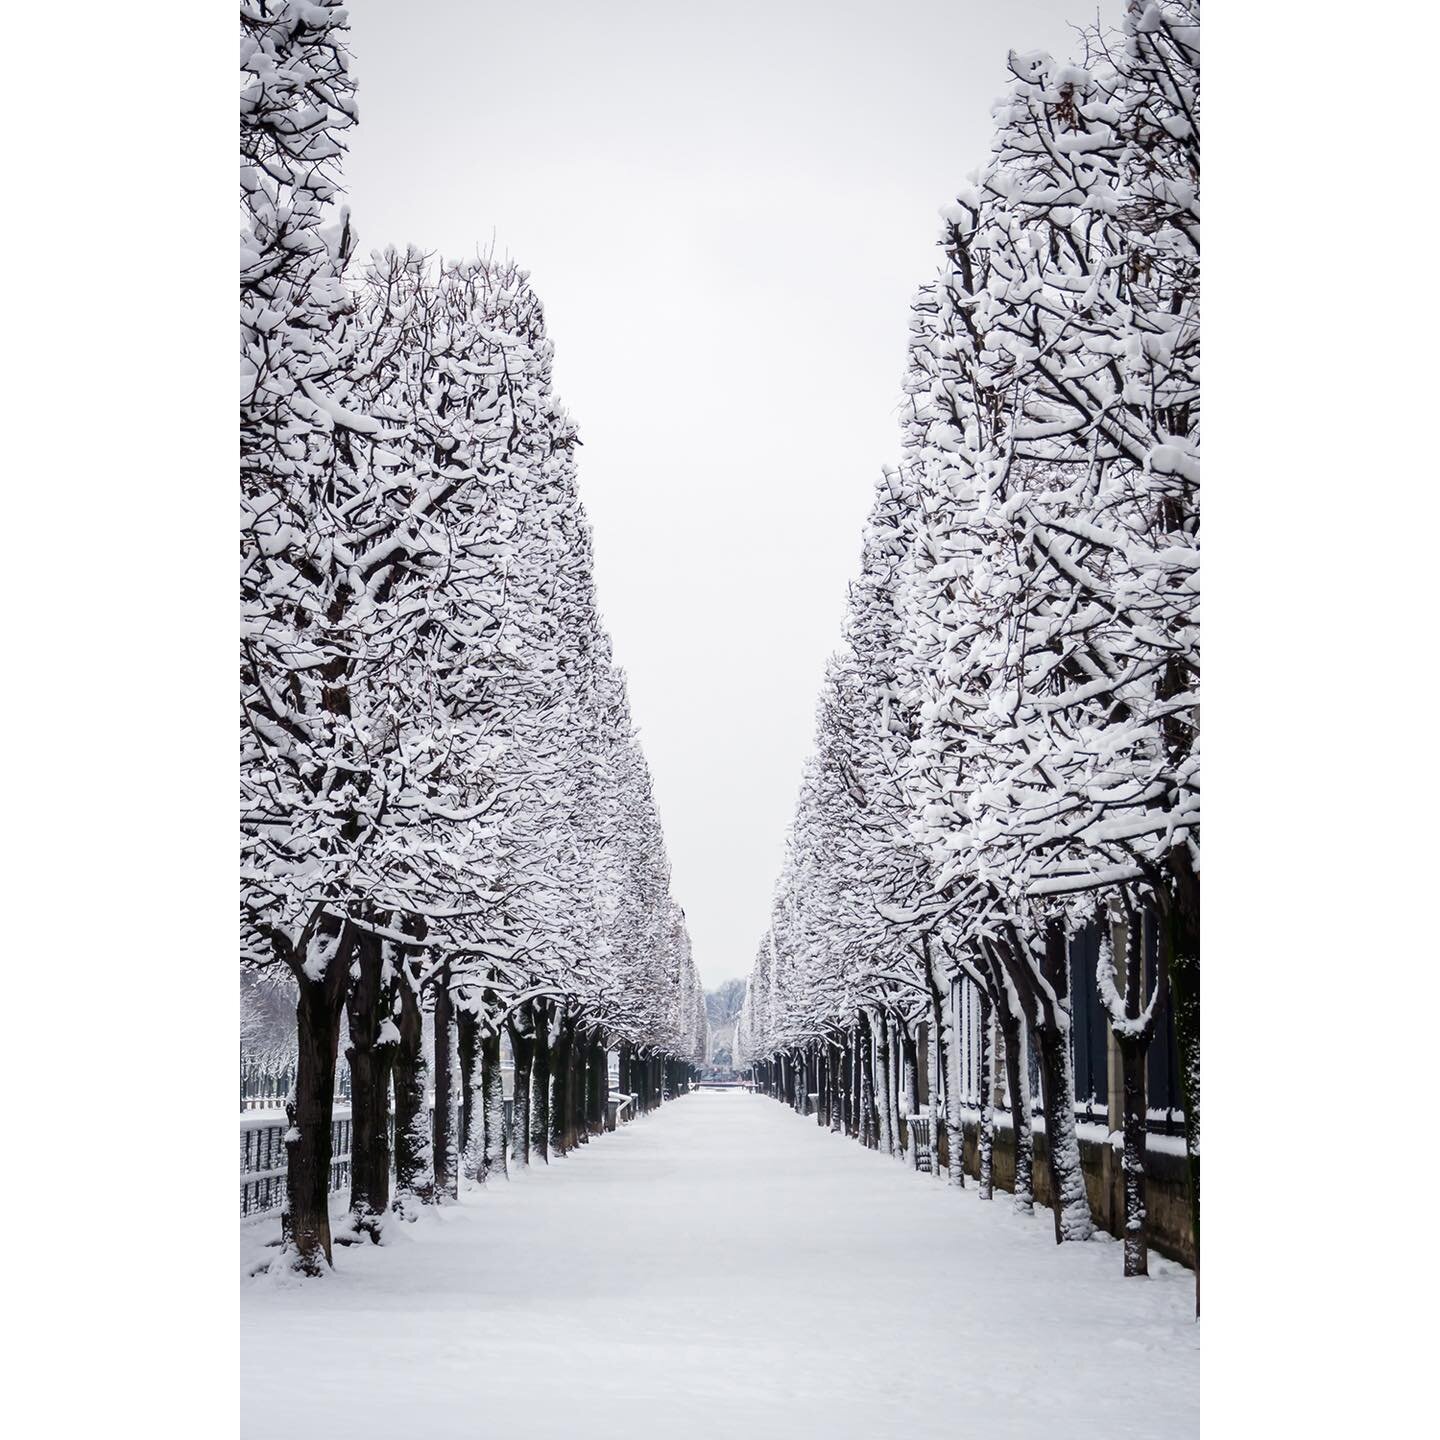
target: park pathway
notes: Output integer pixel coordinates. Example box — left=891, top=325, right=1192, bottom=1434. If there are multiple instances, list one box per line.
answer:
left=241, top=1090, right=1198, bottom=1439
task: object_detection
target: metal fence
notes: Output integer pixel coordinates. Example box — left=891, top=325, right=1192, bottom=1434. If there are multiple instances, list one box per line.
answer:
left=239, top=1107, right=352, bottom=1218
left=239, top=1095, right=524, bottom=1218
left=949, top=946, right=1187, bottom=1140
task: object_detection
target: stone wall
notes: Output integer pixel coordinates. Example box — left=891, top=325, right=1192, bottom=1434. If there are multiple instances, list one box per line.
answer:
left=941, top=1118, right=1196, bottom=1269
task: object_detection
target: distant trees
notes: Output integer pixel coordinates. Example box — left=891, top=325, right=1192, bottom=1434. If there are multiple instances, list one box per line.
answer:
left=706, top=979, right=747, bottom=1029
left=702, top=979, right=747, bottom=1069
left=240, top=1, right=699, bottom=1276
left=740, top=0, right=1199, bottom=1284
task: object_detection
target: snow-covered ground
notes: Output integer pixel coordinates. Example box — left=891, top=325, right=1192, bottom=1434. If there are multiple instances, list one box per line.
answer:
left=241, top=1091, right=1198, bottom=1438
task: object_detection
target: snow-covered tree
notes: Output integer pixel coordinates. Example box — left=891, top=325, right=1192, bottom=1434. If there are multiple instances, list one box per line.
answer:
left=240, top=2, right=700, bottom=1272
left=899, top=0, right=1199, bottom=1253
left=737, top=467, right=942, bottom=1165
left=240, top=0, right=372, bottom=1274
left=745, top=0, right=1199, bottom=1274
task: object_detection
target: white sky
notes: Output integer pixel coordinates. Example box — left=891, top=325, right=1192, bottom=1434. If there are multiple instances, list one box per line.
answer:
left=345, top=0, right=1084, bottom=988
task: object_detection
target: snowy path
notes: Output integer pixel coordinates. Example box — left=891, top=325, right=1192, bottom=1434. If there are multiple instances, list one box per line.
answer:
left=241, top=1091, right=1198, bottom=1438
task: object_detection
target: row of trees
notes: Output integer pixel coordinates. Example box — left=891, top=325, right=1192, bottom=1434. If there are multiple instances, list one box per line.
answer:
left=240, top=0, right=704, bottom=1275
left=738, top=0, right=1199, bottom=1288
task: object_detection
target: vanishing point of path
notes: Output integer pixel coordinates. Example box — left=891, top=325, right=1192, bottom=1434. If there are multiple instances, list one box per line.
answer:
left=241, top=1091, right=1198, bottom=1439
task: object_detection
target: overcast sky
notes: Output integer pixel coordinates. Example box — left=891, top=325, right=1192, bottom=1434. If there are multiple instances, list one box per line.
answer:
left=346, top=0, right=1084, bottom=988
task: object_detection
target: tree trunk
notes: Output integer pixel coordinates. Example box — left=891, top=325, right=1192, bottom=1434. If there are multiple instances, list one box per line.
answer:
left=567, top=1018, right=584, bottom=1147
left=507, top=1013, right=534, bottom=1170
left=995, top=993, right=1033, bottom=1214
left=1163, top=859, right=1200, bottom=1311
left=858, top=1013, right=878, bottom=1149
left=901, top=1024, right=920, bottom=1168
left=1109, top=904, right=1157, bottom=1278
left=480, top=1006, right=506, bottom=1181
left=887, top=1020, right=903, bottom=1153
left=617, top=1042, right=632, bottom=1120
left=281, top=920, right=352, bottom=1273
left=941, top=980, right=967, bottom=1188
left=550, top=1012, right=571, bottom=1157
left=977, top=989, right=995, bottom=1200
left=873, top=1017, right=893, bottom=1154
left=432, top=976, right=459, bottom=1200
left=1036, top=920, right=1093, bottom=1242
left=587, top=1032, right=607, bottom=1135
left=531, top=1001, right=552, bottom=1163
left=343, top=928, right=394, bottom=1239
left=1035, top=1022, right=1094, bottom=1243
left=391, top=963, right=434, bottom=1213
left=1119, top=1033, right=1149, bottom=1276
left=458, top=1003, right=481, bottom=1185
left=555, top=1015, right=576, bottom=1151
left=849, top=1027, right=861, bottom=1138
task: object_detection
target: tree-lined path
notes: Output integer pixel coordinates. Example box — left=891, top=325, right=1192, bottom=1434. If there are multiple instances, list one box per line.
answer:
left=241, top=1092, right=1198, bottom=1438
